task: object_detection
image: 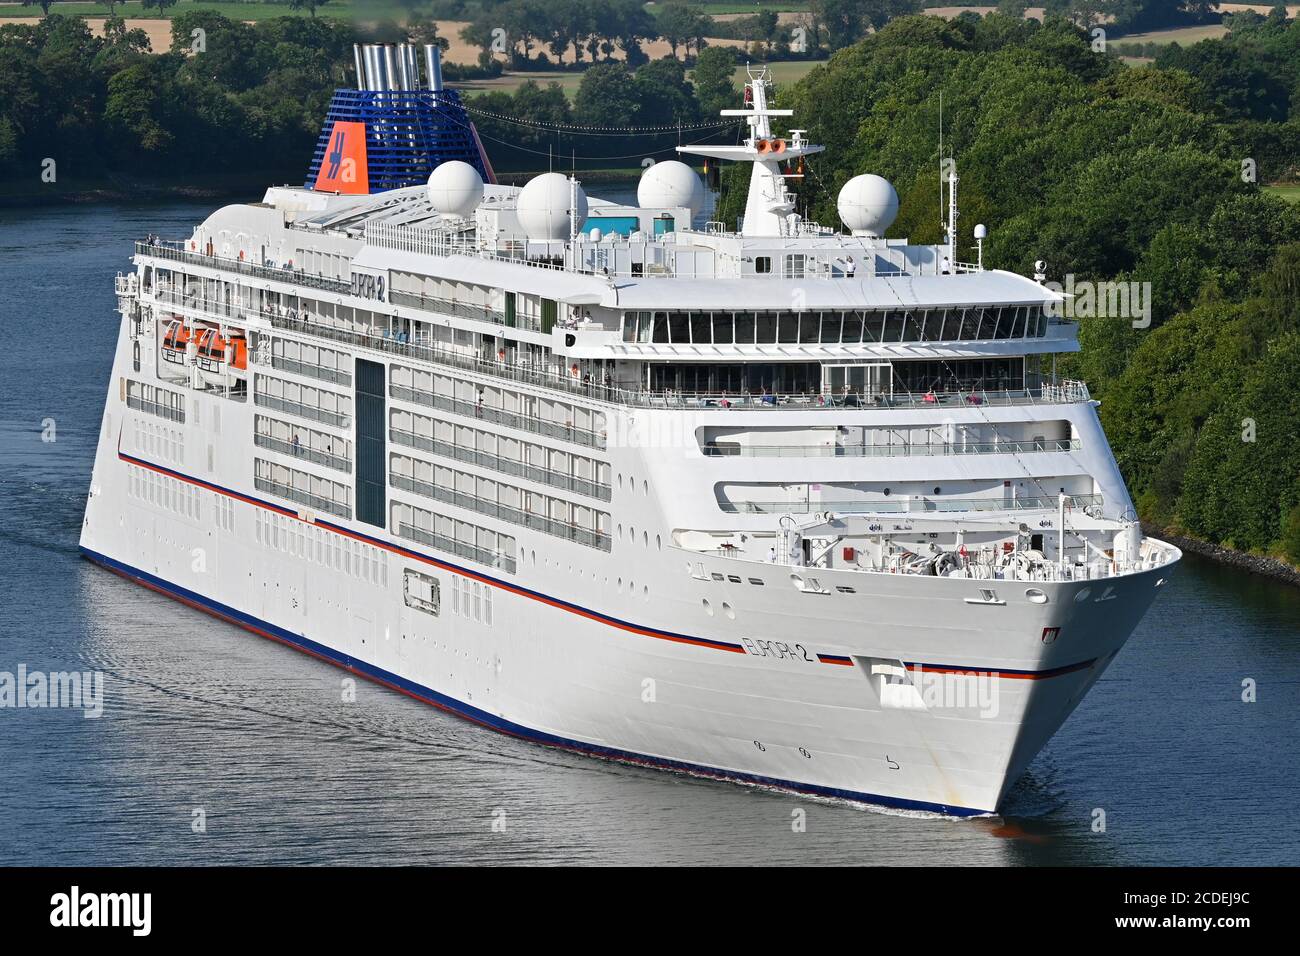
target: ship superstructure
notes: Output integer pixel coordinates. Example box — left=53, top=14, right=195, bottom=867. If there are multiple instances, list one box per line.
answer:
left=82, top=59, right=1179, bottom=815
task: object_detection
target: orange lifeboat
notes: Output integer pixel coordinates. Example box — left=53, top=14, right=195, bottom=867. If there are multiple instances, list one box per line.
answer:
left=161, top=320, right=191, bottom=366
left=196, top=328, right=248, bottom=376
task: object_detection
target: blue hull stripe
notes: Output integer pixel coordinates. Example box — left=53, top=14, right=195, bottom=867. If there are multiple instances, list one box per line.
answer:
left=79, top=545, right=989, bottom=817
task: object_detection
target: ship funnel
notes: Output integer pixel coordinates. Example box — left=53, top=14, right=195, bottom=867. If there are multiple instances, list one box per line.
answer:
left=382, top=46, right=398, bottom=93
left=423, top=44, right=444, bottom=93
left=353, top=44, right=366, bottom=91
left=362, top=45, right=385, bottom=92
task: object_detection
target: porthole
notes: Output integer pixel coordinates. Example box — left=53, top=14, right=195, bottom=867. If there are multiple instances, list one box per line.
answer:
left=722, top=602, right=735, bottom=619
left=933, top=487, right=941, bottom=495
left=883, top=488, right=891, bottom=496
left=702, top=598, right=714, bottom=616
left=1025, top=588, right=1049, bottom=605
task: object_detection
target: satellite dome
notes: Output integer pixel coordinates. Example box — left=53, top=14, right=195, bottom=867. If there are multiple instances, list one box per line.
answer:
left=516, top=172, right=587, bottom=241
left=838, top=174, right=899, bottom=237
left=426, top=161, right=484, bottom=217
left=637, top=160, right=704, bottom=216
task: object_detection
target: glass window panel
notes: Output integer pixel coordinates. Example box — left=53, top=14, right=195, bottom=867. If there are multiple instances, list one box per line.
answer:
left=712, top=313, right=734, bottom=344
left=690, top=312, right=711, bottom=345
left=734, top=312, right=755, bottom=344
left=778, top=313, right=799, bottom=344
left=841, top=312, right=863, bottom=343
left=819, top=312, right=842, bottom=344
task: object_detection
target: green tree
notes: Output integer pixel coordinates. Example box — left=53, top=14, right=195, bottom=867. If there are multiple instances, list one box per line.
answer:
left=574, top=62, right=639, bottom=126
left=656, top=4, right=707, bottom=59
left=691, top=45, right=738, bottom=118
left=288, top=0, right=332, bottom=18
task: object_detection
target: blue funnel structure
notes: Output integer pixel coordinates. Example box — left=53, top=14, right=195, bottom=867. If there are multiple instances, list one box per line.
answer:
left=305, top=42, right=495, bottom=195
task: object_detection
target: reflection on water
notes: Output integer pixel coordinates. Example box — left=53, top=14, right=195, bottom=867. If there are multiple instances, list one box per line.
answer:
left=1, top=201, right=1297, bottom=865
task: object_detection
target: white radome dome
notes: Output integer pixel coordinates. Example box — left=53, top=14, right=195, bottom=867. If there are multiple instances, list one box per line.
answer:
left=838, top=174, right=899, bottom=237
left=637, top=160, right=704, bottom=216
left=426, top=161, right=484, bottom=218
left=516, top=172, right=587, bottom=240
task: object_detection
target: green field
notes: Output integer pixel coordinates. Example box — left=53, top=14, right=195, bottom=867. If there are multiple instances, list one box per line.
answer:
left=1113, top=23, right=1230, bottom=45
left=1264, top=184, right=1300, bottom=204
left=733, top=58, right=823, bottom=87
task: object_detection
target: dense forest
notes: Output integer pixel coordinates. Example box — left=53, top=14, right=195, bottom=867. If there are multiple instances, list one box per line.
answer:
left=1, top=7, right=1298, bottom=564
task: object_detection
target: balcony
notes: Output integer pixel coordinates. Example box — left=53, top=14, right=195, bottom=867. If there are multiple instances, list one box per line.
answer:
left=136, top=241, right=352, bottom=295
left=270, top=353, right=353, bottom=387
left=268, top=312, right=1092, bottom=415
left=253, top=475, right=351, bottom=519
left=253, top=392, right=350, bottom=430
left=390, top=384, right=604, bottom=450
left=391, top=473, right=611, bottom=551
left=396, top=522, right=517, bottom=574
left=254, top=432, right=352, bottom=474
left=390, top=428, right=610, bottom=501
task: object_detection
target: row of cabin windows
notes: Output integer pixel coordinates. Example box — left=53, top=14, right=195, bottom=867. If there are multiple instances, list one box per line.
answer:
left=646, top=357, right=1027, bottom=396
left=622, top=306, right=1048, bottom=346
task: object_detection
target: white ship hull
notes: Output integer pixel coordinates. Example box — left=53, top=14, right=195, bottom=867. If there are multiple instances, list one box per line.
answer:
left=82, top=320, right=1173, bottom=815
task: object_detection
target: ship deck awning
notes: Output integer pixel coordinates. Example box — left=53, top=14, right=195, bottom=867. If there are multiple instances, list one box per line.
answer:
left=608, top=270, right=1064, bottom=311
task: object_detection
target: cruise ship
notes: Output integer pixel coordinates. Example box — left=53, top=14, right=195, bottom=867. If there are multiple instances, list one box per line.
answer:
left=81, top=47, right=1180, bottom=816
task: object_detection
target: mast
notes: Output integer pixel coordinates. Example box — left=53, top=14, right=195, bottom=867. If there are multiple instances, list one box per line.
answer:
left=676, top=66, right=823, bottom=237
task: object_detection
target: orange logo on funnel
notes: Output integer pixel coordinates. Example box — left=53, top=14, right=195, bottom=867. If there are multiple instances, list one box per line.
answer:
left=314, top=121, right=369, bottom=194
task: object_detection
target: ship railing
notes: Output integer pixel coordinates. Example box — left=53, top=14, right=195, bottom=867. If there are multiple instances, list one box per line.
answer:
left=253, top=475, right=351, bottom=519
left=391, top=474, right=612, bottom=551
left=703, top=438, right=1081, bottom=458
left=253, top=392, right=351, bottom=430
left=363, top=223, right=988, bottom=281
left=719, top=493, right=1103, bottom=515
left=389, top=427, right=611, bottom=502
left=135, top=240, right=353, bottom=295
left=268, top=313, right=1094, bottom=415
left=254, top=432, right=352, bottom=474
left=269, top=354, right=353, bottom=387
left=390, top=384, right=605, bottom=450
left=388, top=289, right=516, bottom=329
left=153, top=288, right=241, bottom=319
left=396, top=522, right=517, bottom=574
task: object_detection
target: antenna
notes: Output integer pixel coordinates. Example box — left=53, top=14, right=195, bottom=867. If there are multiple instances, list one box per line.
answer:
left=938, top=91, right=944, bottom=241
